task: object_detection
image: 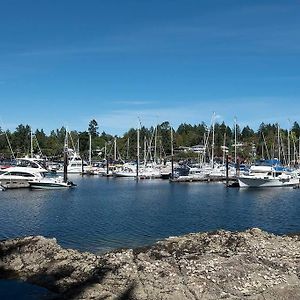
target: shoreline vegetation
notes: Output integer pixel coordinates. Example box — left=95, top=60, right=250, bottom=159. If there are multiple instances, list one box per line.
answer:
left=1, top=120, right=300, bottom=164
left=1, top=228, right=300, bottom=299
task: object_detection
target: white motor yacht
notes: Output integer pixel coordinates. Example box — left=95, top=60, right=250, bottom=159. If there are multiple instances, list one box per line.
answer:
left=29, top=176, right=76, bottom=189
left=0, top=166, right=44, bottom=189
left=238, top=159, right=299, bottom=188
left=56, top=150, right=88, bottom=174
left=13, top=157, right=48, bottom=173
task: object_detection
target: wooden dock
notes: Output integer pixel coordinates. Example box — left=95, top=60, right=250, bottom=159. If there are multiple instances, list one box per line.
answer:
left=170, top=175, right=237, bottom=183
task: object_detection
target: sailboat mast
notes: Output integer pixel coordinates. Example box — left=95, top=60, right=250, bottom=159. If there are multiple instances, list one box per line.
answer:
left=143, top=136, right=147, bottom=166
left=126, top=138, right=129, bottom=161
left=89, top=133, right=92, bottom=166
left=222, top=132, right=226, bottom=165
left=63, top=130, right=68, bottom=183
left=294, top=138, right=296, bottom=165
left=211, top=112, right=215, bottom=168
left=30, top=129, right=33, bottom=158
left=277, top=124, right=281, bottom=162
left=154, top=125, right=157, bottom=164
left=136, top=127, right=140, bottom=179
left=171, top=126, right=174, bottom=179
left=114, top=137, right=117, bottom=161
left=299, top=135, right=300, bottom=163
left=288, top=129, right=291, bottom=167
left=234, top=117, right=237, bottom=164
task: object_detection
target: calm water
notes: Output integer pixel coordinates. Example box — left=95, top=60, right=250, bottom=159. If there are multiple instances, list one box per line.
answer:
left=1, top=176, right=300, bottom=299
left=1, top=176, right=300, bottom=254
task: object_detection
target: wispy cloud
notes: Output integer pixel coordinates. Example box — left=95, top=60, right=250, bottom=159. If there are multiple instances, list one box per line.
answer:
left=89, top=95, right=300, bottom=135
left=17, top=45, right=129, bottom=57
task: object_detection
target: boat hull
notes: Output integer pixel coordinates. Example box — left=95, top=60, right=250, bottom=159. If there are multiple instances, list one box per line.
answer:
left=238, top=176, right=299, bottom=188
left=29, top=179, right=75, bottom=189
left=0, top=178, right=31, bottom=189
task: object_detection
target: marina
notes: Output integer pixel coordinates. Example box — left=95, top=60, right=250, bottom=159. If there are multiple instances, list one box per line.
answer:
left=1, top=1, right=300, bottom=297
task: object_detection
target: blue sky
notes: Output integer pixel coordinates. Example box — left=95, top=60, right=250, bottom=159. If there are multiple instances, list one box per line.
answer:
left=0, top=0, right=300, bottom=135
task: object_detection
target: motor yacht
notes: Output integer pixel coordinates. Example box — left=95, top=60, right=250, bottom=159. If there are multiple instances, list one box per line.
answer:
left=29, top=177, right=76, bottom=189
left=238, top=159, right=299, bottom=188
left=0, top=166, right=44, bottom=189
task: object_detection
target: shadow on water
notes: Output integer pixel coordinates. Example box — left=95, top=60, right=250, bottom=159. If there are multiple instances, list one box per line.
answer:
left=0, top=264, right=136, bottom=300
left=0, top=279, right=57, bottom=300
left=0, top=235, right=136, bottom=299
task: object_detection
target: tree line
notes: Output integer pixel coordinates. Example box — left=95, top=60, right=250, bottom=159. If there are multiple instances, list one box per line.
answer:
left=1, top=119, right=300, bottom=163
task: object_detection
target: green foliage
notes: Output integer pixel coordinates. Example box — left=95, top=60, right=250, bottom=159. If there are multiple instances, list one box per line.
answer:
left=1, top=120, right=299, bottom=162
left=88, top=119, right=99, bottom=137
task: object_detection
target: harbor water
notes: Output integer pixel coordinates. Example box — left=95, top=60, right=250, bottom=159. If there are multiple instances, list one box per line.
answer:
left=1, top=176, right=300, bottom=253
left=1, top=176, right=300, bottom=299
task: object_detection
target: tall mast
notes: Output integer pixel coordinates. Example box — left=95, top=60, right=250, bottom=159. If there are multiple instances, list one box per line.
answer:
left=126, top=138, right=129, bottom=161
left=288, top=129, right=291, bottom=167
left=234, top=117, right=237, bottom=164
left=114, top=137, right=117, bottom=161
left=222, top=132, right=226, bottom=165
left=211, top=112, right=215, bottom=168
left=30, top=129, right=33, bottom=158
left=89, top=133, right=92, bottom=166
left=154, top=125, right=157, bottom=164
left=136, top=126, right=140, bottom=179
left=294, top=137, right=296, bottom=165
left=299, top=134, right=300, bottom=163
left=63, top=130, right=68, bottom=183
left=171, top=126, right=174, bottom=179
left=143, top=136, right=147, bottom=166
left=277, top=124, right=281, bottom=162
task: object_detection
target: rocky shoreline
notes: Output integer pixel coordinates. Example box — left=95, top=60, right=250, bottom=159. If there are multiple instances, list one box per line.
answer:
left=1, top=228, right=300, bottom=299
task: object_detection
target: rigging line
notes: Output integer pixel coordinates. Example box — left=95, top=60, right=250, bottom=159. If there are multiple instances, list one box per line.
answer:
left=33, top=134, right=44, bottom=157
left=67, top=129, right=77, bottom=152
left=0, top=119, right=15, bottom=158
left=6, top=132, right=15, bottom=159
left=262, top=131, right=270, bottom=160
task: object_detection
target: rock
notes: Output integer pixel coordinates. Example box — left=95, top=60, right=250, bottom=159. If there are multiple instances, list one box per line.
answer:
left=1, top=229, right=300, bottom=299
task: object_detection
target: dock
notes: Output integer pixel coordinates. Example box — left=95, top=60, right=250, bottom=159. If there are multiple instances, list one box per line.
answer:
left=170, top=175, right=237, bottom=183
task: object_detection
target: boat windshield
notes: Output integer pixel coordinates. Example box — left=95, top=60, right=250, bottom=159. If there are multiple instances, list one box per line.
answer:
left=14, top=159, right=39, bottom=168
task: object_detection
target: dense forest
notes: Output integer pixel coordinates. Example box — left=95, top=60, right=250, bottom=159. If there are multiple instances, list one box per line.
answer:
left=1, top=119, right=300, bottom=164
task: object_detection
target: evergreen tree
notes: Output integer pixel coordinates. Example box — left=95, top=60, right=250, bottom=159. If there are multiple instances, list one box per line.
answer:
left=88, top=119, right=99, bottom=137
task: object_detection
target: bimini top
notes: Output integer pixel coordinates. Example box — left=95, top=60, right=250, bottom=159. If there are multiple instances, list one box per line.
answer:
left=254, top=159, right=282, bottom=167
left=253, top=159, right=290, bottom=172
